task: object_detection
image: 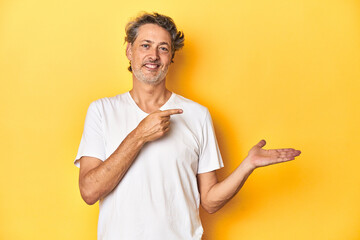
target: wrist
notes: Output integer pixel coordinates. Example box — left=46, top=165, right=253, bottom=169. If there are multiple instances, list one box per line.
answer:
left=130, top=128, right=147, bottom=146
left=241, top=156, right=257, bottom=172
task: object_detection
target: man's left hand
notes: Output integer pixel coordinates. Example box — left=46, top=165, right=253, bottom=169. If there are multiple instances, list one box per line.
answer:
left=245, top=139, right=301, bottom=170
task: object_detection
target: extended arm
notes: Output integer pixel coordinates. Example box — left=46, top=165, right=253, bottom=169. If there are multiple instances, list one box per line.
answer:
left=79, top=109, right=182, bottom=205
left=197, top=139, right=301, bottom=213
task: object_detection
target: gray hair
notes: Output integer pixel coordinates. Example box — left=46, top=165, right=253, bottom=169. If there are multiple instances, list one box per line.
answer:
left=125, top=12, right=185, bottom=72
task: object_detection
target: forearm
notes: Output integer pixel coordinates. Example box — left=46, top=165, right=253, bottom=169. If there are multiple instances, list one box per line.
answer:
left=80, top=129, right=145, bottom=204
left=205, top=157, right=255, bottom=213
left=201, top=140, right=301, bottom=213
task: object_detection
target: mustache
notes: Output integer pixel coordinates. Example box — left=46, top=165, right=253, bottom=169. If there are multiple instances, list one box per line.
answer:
left=142, top=60, right=161, bottom=65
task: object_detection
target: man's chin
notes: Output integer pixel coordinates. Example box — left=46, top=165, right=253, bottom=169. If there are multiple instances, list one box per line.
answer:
left=134, top=71, right=167, bottom=86
left=141, top=77, right=165, bottom=86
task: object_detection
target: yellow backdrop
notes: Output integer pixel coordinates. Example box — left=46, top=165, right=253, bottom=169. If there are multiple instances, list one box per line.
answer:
left=1, top=0, right=359, bottom=239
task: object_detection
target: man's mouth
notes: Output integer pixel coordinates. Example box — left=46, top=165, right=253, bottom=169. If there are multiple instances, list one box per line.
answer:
left=143, top=63, right=160, bottom=70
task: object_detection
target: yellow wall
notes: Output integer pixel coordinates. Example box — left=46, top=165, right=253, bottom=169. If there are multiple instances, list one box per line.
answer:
left=1, top=0, right=359, bottom=239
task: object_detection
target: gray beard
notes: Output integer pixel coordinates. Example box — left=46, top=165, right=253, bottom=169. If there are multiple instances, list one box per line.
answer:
left=132, top=65, right=168, bottom=86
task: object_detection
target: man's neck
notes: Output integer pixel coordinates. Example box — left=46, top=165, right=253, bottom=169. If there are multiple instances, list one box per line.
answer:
left=129, top=78, right=172, bottom=114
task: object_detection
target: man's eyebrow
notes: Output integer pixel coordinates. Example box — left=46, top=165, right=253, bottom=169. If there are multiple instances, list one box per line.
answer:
left=141, top=40, right=154, bottom=44
left=140, top=40, right=170, bottom=46
left=159, top=42, right=170, bottom=46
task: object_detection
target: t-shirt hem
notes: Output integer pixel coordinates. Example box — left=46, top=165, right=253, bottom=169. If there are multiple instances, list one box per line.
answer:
left=74, top=153, right=106, bottom=168
left=197, top=164, right=224, bottom=174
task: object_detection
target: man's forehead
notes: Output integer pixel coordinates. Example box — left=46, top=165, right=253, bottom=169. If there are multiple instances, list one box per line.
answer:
left=136, top=24, right=171, bottom=44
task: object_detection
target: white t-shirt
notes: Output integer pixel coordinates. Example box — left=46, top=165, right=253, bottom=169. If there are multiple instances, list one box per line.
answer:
left=74, top=92, right=224, bottom=240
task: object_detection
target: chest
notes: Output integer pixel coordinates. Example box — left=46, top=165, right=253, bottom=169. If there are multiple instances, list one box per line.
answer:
left=102, top=108, right=202, bottom=172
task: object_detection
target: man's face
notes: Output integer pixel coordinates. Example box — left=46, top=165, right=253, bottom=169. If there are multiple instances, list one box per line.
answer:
left=126, top=24, right=172, bottom=85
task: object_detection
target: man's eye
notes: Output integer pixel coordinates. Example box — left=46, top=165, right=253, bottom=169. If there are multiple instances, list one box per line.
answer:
left=141, top=44, right=150, bottom=48
left=160, top=47, right=169, bottom=52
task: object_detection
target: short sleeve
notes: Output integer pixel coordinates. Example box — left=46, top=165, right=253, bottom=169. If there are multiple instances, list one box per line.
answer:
left=74, top=101, right=106, bottom=168
left=197, top=109, right=224, bottom=174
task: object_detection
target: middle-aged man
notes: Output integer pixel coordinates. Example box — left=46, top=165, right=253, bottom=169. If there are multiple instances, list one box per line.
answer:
left=74, top=12, right=301, bottom=240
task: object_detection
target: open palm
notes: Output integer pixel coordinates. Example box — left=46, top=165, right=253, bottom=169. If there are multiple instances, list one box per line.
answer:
left=247, top=140, right=301, bottom=168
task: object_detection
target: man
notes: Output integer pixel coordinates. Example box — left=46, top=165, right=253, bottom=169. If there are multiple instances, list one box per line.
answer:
left=74, top=12, right=301, bottom=240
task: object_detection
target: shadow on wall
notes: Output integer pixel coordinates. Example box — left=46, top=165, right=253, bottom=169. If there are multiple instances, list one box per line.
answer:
left=200, top=113, right=236, bottom=240
left=166, top=41, right=197, bottom=99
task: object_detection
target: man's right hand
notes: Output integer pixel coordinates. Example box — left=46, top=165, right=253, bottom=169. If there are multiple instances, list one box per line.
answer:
left=134, top=109, right=183, bottom=143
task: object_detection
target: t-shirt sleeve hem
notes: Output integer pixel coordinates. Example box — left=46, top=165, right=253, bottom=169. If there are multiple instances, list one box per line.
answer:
left=74, top=153, right=106, bottom=168
left=197, top=162, right=224, bottom=174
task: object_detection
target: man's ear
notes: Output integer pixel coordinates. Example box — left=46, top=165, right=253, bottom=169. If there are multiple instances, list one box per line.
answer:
left=126, top=43, right=132, bottom=61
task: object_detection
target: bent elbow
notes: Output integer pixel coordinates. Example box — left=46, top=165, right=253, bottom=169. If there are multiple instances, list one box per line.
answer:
left=201, top=200, right=220, bottom=214
left=79, top=184, right=99, bottom=205
left=82, top=194, right=98, bottom=205
left=205, top=208, right=218, bottom=214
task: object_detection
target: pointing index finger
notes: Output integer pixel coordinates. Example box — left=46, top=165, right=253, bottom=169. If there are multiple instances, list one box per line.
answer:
left=160, top=109, right=183, bottom=116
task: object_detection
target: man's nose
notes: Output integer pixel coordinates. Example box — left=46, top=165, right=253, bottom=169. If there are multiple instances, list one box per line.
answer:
left=148, top=47, right=160, bottom=61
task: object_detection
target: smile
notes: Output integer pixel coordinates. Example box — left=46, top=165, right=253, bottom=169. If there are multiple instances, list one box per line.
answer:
left=143, top=63, right=160, bottom=70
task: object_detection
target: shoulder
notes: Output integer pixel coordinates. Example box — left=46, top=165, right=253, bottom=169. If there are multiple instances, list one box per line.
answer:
left=172, top=93, right=210, bottom=122
left=173, top=94, right=208, bottom=112
left=84, top=93, right=129, bottom=120
left=89, top=92, right=128, bottom=110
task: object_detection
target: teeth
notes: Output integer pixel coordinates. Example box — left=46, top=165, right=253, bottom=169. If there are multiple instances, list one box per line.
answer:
left=145, top=64, right=158, bottom=69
